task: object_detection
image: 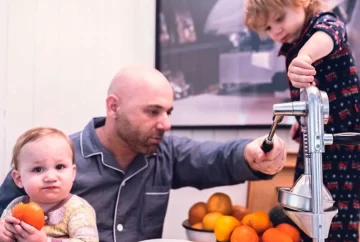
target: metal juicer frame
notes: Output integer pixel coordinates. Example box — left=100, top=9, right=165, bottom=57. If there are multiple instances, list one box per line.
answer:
left=267, top=86, right=337, bottom=242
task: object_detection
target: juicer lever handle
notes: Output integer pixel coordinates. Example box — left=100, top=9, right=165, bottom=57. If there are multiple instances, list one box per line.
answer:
left=261, top=138, right=273, bottom=153
left=261, top=115, right=283, bottom=153
left=333, top=132, right=360, bottom=145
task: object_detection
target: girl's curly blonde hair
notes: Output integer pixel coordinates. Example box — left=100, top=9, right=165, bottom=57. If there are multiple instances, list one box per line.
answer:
left=244, top=0, right=328, bottom=34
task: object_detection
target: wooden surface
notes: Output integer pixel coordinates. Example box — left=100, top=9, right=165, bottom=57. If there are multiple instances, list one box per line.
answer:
left=246, top=152, right=297, bottom=213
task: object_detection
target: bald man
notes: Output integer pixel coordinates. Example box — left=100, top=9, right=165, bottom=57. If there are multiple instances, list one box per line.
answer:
left=0, top=66, right=286, bottom=242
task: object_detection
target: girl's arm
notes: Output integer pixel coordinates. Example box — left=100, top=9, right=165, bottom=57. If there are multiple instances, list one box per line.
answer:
left=299, top=12, right=347, bottom=62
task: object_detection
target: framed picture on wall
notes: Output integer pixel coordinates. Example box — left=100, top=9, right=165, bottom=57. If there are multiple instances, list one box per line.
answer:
left=155, top=0, right=360, bottom=128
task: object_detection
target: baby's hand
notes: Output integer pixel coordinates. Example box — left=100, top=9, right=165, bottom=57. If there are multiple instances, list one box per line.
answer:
left=288, top=54, right=316, bottom=88
left=290, top=121, right=301, bottom=143
left=12, top=220, right=47, bottom=242
left=0, top=216, right=20, bottom=242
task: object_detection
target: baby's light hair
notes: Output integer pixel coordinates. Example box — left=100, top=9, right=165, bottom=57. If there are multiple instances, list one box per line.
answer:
left=11, top=127, right=74, bottom=170
left=244, top=0, right=328, bottom=34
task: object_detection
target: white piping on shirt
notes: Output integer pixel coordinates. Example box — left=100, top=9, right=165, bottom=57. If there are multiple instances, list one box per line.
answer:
left=80, top=131, right=125, bottom=174
left=145, top=192, right=169, bottom=195
left=80, top=131, right=150, bottom=242
left=112, top=160, right=148, bottom=242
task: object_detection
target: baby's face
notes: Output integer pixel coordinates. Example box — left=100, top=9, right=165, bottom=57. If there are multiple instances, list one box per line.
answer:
left=13, top=135, right=75, bottom=205
left=263, top=6, right=307, bottom=44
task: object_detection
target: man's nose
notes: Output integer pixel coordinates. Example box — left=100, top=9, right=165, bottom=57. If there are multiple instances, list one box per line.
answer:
left=157, top=114, right=171, bottom=131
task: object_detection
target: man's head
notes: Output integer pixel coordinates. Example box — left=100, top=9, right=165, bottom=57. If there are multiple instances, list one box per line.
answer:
left=244, top=0, right=326, bottom=43
left=105, top=65, right=174, bottom=155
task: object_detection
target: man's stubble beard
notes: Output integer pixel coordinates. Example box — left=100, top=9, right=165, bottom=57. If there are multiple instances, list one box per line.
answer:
left=115, top=113, right=158, bottom=155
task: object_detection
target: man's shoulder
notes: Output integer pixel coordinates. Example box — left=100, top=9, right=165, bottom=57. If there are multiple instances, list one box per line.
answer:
left=69, top=130, right=82, bottom=143
left=158, top=134, right=196, bottom=153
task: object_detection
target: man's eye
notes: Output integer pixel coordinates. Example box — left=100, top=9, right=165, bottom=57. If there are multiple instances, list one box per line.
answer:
left=148, top=110, right=160, bottom=116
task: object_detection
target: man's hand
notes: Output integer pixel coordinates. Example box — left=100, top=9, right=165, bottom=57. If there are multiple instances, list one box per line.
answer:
left=288, top=54, right=316, bottom=88
left=244, top=134, right=286, bottom=175
left=0, top=216, right=19, bottom=242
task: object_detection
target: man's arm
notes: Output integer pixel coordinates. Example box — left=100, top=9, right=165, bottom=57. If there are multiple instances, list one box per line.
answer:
left=165, top=136, right=274, bottom=190
left=0, top=170, right=26, bottom=215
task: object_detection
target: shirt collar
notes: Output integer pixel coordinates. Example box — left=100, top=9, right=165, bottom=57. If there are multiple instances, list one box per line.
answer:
left=80, top=117, right=106, bottom=157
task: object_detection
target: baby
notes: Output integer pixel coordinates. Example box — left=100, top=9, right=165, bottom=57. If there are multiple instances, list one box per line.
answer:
left=0, top=127, right=99, bottom=242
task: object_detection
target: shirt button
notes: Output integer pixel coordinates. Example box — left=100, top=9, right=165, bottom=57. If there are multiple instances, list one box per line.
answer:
left=117, top=224, right=123, bottom=232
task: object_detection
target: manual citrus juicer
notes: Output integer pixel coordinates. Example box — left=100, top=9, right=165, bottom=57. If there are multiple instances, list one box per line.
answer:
left=260, top=86, right=360, bottom=242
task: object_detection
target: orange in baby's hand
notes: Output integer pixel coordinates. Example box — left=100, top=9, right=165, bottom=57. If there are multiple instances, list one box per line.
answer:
left=12, top=202, right=45, bottom=230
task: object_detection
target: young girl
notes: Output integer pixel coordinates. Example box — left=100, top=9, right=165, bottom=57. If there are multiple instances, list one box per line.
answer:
left=0, top=127, right=99, bottom=242
left=245, top=0, right=359, bottom=241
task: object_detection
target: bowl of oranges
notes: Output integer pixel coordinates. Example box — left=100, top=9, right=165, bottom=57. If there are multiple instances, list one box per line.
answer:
left=183, top=192, right=301, bottom=242
left=182, top=219, right=216, bottom=242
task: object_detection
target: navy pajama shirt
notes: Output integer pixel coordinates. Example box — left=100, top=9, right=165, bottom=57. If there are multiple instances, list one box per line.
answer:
left=279, top=12, right=360, bottom=241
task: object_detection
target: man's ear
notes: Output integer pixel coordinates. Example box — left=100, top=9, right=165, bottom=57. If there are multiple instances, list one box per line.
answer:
left=106, top=95, right=119, bottom=119
left=11, top=169, right=24, bottom=188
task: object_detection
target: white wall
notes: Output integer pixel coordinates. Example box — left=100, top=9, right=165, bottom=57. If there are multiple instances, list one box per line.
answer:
left=0, top=1, right=299, bottom=240
left=0, top=0, right=155, bottom=178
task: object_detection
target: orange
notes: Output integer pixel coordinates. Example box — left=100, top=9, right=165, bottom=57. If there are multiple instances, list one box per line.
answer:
left=12, top=202, right=45, bottom=230
left=191, top=222, right=203, bottom=230
left=232, top=205, right=250, bottom=221
left=207, top=192, right=233, bottom=215
left=188, top=202, right=208, bottom=225
left=230, top=225, right=259, bottom=242
left=202, top=212, right=222, bottom=230
left=242, top=211, right=271, bottom=234
left=214, top=215, right=241, bottom=242
left=276, top=223, right=301, bottom=242
left=262, top=228, right=293, bottom=242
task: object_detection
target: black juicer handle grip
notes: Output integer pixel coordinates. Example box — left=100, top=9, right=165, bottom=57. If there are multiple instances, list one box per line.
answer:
left=261, top=138, right=273, bottom=153
left=333, top=133, right=360, bottom=145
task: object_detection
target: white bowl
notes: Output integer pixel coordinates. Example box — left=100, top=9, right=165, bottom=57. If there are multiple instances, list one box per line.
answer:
left=182, top=219, right=216, bottom=242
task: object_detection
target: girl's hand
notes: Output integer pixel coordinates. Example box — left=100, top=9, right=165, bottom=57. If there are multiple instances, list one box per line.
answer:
left=13, top=221, right=48, bottom=242
left=0, top=216, right=20, bottom=242
left=290, top=121, right=301, bottom=143
left=288, top=54, right=316, bottom=88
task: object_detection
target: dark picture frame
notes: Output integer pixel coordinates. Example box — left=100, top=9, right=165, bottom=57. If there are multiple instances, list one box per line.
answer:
left=155, top=0, right=360, bottom=129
